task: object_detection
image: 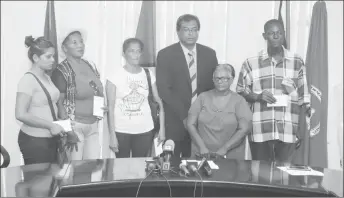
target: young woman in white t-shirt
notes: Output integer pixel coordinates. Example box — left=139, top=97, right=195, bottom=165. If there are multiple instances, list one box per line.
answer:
left=106, top=38, right=165, bottom=158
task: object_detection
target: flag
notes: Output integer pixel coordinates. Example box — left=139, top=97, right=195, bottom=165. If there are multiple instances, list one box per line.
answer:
left=135, top=1, right=156, bottom=157
left=278, top=0, right=289, bottom=49
left=44, top=0, right=58, bottom=73
left=135, top=1, right=156, bottom=68
left=303, top=1, right=328, bottom=168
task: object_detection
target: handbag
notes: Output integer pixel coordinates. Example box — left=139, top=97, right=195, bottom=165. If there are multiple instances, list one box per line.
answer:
left=26, top=72, right=68, bottom=167
left=143, top=68, right=160, bottom=131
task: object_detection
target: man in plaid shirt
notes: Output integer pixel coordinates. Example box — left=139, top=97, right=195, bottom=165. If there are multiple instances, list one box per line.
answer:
left=236, top=19, right=311, bottom=162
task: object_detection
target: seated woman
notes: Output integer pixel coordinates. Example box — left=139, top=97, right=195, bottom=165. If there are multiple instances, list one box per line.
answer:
left=106, top=38, right=165, bottom=158
left=16, top=36, right=65, bottom=165
left=51, top=28, right=108, bottom=160
left=187, top=64, right=252, bottom=159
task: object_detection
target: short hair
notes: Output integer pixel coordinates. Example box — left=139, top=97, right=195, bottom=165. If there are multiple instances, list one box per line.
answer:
left=24, top=36, right=54, bottom=63
left=213, top=64, right=236, bottom=79
left=122, top=38, right=144, bottom=53
left=176, top=14, right=201, bottom=32
left=264, top=19, right=284, bottom=33
left=62, top=31, right=82, bottom=46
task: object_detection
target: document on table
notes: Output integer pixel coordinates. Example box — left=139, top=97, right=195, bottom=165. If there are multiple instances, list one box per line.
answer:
left=182, top=160, right=219, bottom=170
left=267, top=94, right=288, bottom=107
left=207, top=161, right=219, bottom=169
left=93, top=96, right=104, bottom=118
left=153, top=137, right=163, bottom=156
left=277, top=166, right=324, bottom=176
left=53, top=119, right=72, bottom=132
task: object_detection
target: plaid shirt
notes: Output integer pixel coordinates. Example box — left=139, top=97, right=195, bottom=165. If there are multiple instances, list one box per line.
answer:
left=236, top=47, right=310, bottom=143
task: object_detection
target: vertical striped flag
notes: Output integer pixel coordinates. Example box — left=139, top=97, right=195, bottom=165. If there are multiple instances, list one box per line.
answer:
left=135, top=1, right=156, bottom=68
left=303, top=1, right=328, bottom=168
left=278, top=0, right=289, bottom=49
left=135, top=1, right=156, bottom=157
left=44, top=0, right=58, bottom=74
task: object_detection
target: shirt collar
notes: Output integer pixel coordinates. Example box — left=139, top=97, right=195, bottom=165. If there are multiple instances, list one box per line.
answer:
left=180, top=42, right=197, bottom=57
left=260, top=45, right=293, bottom=61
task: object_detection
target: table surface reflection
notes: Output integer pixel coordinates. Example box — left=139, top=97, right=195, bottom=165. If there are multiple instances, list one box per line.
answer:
left=1, top=158, right=342, bottom=197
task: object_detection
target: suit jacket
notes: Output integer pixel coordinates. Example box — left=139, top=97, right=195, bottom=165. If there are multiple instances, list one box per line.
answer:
left=156, top=42, right=218, bottom=141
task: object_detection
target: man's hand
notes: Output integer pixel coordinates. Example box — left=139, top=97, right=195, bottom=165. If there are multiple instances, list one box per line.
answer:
left=304, top=104, right=312, bottom=117
left=281, top=77, right=297, bottom=94
left=258, top=90, right=277, bottom=104
left=183, top=118, right=187, bottom=129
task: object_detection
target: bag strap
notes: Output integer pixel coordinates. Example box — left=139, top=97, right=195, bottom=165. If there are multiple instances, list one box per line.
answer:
left=26, top=72, right=58, bottom=121
left=83, top=59, right=100, bottom=78
left=143, top=68, right=153, bottom=99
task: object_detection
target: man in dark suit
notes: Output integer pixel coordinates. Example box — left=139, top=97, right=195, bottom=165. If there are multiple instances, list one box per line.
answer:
left=156, top=14, right=218, bottom=158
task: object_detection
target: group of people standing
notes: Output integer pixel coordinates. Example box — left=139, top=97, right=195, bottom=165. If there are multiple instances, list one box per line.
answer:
left=15, top=14, right=310, bottom=166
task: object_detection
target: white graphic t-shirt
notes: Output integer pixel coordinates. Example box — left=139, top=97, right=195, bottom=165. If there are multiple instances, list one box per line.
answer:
left=109, top=67, right=155, bottom=134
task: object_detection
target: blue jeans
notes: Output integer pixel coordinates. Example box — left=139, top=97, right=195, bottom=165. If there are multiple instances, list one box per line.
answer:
left=18, top=130, right=58, bottom=165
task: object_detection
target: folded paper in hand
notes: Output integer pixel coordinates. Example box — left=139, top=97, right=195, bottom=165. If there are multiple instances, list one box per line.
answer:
left=267, top=95, right=288, bottom=107
left=93, top=96, right=104, bottom=118
left=53, top=119, right=72, bottom=132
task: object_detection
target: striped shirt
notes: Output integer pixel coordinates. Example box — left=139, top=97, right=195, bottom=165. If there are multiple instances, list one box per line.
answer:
left=236, top=47, right=310, bottom=143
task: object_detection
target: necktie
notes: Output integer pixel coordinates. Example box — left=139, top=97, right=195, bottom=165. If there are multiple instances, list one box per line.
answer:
left=188, top=51, right=197, bottom=103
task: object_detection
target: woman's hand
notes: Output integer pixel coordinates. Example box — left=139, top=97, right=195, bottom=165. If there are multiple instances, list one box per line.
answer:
left=199, top=146, right=209, bottom=155
left=157, top=129, right=166, bottom=145
left=101, top=106, right=109, bottom=113
left=49, top=124, right=65, bottom=136
left=65, top=131, right=80, bottom=152
left=109, top=133, right=119, bottom=153
left=215, top=147, right=227, bottom=157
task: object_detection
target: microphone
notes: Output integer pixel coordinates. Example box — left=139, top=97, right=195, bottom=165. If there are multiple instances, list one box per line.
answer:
left=161, top=139, right=175, bottom=172
left=147, top=163, right=156, bottom=171
left=179, top=161, right=190, bottom=176
left=89, top=80, right=101, bottom=96
left=188, top=163, right=198, bottom=175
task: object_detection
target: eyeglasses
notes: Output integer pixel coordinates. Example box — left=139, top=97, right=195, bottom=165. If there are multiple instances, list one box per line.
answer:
left=181, top=28, right=199, bottom=34
left=266, top=31, right=284, bottom=36
left=213, top=77, right=232, bottom=82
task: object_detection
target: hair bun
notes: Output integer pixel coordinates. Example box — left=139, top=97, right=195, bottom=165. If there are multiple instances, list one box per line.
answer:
left=24, top=36, right=35, bottom=48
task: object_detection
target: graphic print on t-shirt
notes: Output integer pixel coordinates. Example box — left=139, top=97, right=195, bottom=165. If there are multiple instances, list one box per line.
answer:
left=118, top=75, right=148, bottom=118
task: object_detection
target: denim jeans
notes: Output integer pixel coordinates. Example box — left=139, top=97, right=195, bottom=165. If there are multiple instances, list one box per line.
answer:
left=115, top=130, right=154, bottom=158
left=18, top=130, right=58, bottom=165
